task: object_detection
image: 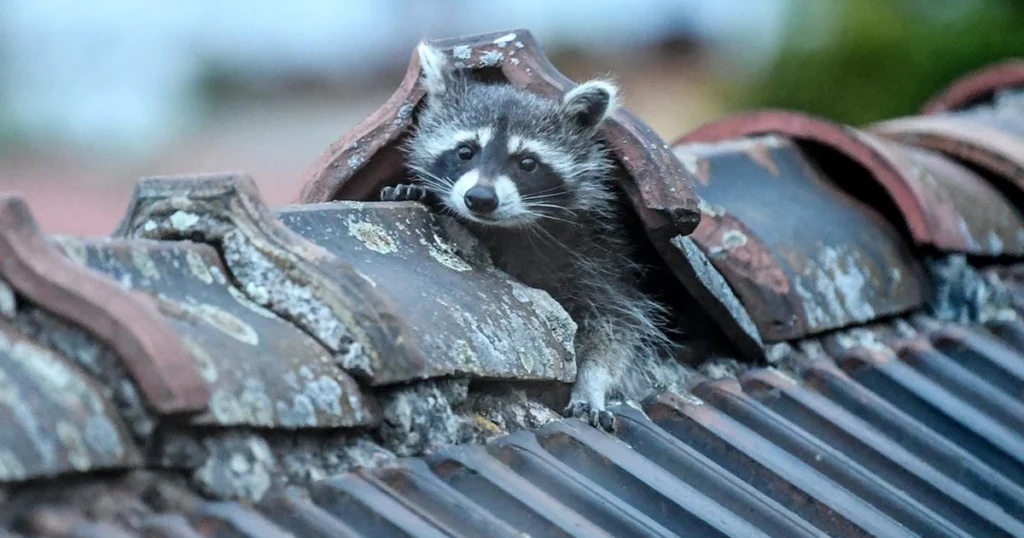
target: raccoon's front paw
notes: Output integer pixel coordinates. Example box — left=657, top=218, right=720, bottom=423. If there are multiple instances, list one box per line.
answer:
left=380, top=184, right=429, bottom=202
left=565, top=400, right=616, bottom=432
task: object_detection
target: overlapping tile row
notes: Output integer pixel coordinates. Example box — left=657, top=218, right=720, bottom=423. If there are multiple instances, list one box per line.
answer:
left=6, top=314, right=1024, bottom=537
left=873, top=60, right=1024, bottom=208
left=0, top=169, right=583, bottom=487
left=3, top=29, right=1024, bottom=538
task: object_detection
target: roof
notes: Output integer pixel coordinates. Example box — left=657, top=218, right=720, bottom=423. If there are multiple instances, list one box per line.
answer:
left=2, top=29, right=1024, bottom=538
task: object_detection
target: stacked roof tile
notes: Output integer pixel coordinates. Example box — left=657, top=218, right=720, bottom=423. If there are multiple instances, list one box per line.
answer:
left=2, top=29, right=1024, bottom=537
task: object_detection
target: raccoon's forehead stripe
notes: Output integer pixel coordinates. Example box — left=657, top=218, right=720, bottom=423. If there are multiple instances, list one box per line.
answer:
left=507, top=135, right=576, bottom=179
left=417, top=127, right=493, bottom=159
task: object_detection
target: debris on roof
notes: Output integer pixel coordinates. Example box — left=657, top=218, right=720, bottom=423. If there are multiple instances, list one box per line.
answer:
left=3, top=29, right=1024, bottom=538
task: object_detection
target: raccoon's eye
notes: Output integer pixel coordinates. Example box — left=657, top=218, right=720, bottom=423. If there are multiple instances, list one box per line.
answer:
left=456, top=144, right=475, bottom=161
left=518, top=156, right=538, bottom=173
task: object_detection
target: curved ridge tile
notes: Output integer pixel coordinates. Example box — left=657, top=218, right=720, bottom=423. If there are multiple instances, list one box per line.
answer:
left=922, top=60, right=1024, bottom=114
left=0, top=321, right=142, bottom=482
left=871, top=117, right=1024, bottom=195
left=671, top=135, right=925, bottom=342
left=114, top=173, right=576, bottom=385
left=873, top=79, right=1024, bottom=198
left=299, top=28, right=700, bottom=237
left=112, top=172, right=424, bottom=385
left=679, top=110, right=1024, bottom=256
left=0, top=196, right=209, bottom=414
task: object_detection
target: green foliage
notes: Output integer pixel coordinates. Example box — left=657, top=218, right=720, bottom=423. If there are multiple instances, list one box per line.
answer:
left=733, top=0, right=1024, bottom=125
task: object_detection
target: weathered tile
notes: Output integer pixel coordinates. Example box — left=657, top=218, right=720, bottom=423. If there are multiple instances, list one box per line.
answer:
left=51, top=237, right=378, bottom=428
left=0, top=322, right=142, bottom=483
left=276, top=201, right=577, bottom=383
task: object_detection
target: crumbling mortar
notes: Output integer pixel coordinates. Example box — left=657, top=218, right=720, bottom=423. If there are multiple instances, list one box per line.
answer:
left=155, top=426, right=396, bottom=504
left=925, top=254, right=1013, bottom=324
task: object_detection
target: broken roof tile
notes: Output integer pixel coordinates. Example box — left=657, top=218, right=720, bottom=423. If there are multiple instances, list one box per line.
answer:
left=299, top=28, right=700, bottom=242
left=0, top=196, right=209, bottom=415
left=48, top=237, right=379, bottom=429
left=671, top=135, right=925, bottom=343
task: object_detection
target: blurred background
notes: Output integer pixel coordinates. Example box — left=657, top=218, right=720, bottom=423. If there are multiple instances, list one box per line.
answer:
left=1, top=0, right=1022, bottom=234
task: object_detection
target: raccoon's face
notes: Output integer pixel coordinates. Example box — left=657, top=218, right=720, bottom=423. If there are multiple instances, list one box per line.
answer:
left=405, top=43, right=619, bottom=228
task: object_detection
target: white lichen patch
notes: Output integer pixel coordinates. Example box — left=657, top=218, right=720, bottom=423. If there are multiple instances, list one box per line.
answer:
left=795, top=246, right=877, bottom=330
left=833, top=328, right=892, bottom=355
left=354, top=269, right=378, bottom=288
left=452, top=339, right=477, bottom=367
left=185, top=249, right=215, bottom=285
left=225, top=285, right=280, bottom=319
left=509, top=279, right=577, bottom=358
left=0, top=277, right=15, bottom=318
left=347, top=219, right=398, bottom=254
left=194, top=434, right=276, bottom=502
left=479, top=50, right=503, bottom=66
left=0, top=449, right=27, bottom=481
left=710, top=229, right=747, bottom=255
left=436, top=282, right=577, bottom=381
left=168, top=210, right=201, bottom=231
left=676, top=392, right=705, bottom=406
left=175, top=299, right=259, bottom=346
left=987, top=230, right=1005, bottom=255
left=452, top=45, right=472, bottom=60
left=493, top=32, right=517, bottom=45
left=697, top=198, right=726, bottom=218
left=130, top=248, right=162, bottom=282
left=179, top=334, right=219, bottom=383
left=209, top=377, right=276, bottom=426
left=50, top=235, right=89, bottom=267
left=428, top=235, right=473, bottom=272
left=221, top=230, right=353, bottom=355
left=0, top=330, right=130, bottom=475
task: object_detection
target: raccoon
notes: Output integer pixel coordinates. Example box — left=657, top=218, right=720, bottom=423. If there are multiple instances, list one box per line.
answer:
left=381, top=42, right=684, bottom=430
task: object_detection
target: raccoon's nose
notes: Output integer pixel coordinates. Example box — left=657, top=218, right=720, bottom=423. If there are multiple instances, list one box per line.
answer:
left=464, top=185, right=499, bottom=214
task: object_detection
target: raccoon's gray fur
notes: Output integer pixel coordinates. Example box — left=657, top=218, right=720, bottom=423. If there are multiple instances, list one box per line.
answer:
left=381, top=43, right=684, bottom=430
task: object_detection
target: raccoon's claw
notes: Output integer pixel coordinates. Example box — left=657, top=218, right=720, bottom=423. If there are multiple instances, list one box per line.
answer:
left=565, top=400, right=616, bottom=432
left=380, top=184, right=429, bottom=202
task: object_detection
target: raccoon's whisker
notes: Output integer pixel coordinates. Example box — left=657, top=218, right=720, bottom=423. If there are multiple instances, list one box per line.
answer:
left=525, top=202, right=578, bottom=216
left=408, top=166, right=453, bottom=188
left=408, top=173, right=451, bottom=193
left=520, top=188, right=571, bottom=200
left=523, top=210, right=579, bottom=227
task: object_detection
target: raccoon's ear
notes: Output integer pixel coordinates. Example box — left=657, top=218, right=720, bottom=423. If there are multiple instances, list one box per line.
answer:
left=559, top=80, right=619, bottom=131
left=417, top=42, right=455, bottom=96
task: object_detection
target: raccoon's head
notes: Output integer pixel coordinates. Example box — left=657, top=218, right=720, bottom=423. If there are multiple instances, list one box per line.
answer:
left=405, top=43, right=620, bottom=228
